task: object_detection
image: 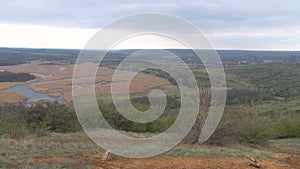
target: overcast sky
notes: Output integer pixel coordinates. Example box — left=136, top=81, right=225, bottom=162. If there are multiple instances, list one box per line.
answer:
left=0, top=0, right=299, bottom=50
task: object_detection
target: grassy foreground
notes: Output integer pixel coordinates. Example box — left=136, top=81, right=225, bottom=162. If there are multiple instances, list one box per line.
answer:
left=0, top=132, right=299, bottom=169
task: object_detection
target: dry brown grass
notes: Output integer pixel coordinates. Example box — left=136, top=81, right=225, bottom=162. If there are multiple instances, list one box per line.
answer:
left=0, top=91, right=27, bottom=103
left=31, top=73, right=170, bottom=103
left=0, top=82, right=24, bottom=90
left=0, top=61, right=74, bottom=80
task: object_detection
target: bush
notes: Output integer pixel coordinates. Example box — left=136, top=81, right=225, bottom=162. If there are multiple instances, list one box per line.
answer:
left=0, top=126, right=4, bottom=136
left=227, top=89, right=270, bottom=104
left=0, top=102, right=81, bottom=139
left=208, top=109, right=277, bottom=145
left=98, top=98, right=177, bottom=133
left=26, top=102, right=81, bottom=132
left=276, top=117, right=300, bottom=138
left=0, top=111, right=28, bottom=139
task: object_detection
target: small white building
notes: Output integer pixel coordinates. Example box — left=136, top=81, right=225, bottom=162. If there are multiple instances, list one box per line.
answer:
left=263, top=60, right=272, bottom=63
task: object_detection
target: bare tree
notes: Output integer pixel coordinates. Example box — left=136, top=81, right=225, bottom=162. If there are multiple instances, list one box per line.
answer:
left=184, top=89, right=211, bottom=144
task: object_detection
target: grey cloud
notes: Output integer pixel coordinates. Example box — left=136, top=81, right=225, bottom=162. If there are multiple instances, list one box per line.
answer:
left=1, top=0, right=298, bottom=29
left=0, top=0, right=299, bottom=49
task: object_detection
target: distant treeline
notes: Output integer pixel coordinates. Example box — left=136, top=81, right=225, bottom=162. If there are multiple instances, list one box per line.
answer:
left=1, top=48, right=299, bottom=66
left=0, top=71, right=35, bottom=82
left=0, top=48, right=79, bottom=66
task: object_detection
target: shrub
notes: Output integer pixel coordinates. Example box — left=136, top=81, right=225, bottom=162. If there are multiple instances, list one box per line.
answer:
left=0, top=125, right=4, bottom=136
left=0, top=111, right=28, bottom=139
left=227, top=89, right=270, bottom=104
left=98, top=98, right=177, bottom=133
left=0, top=103, right=81, bottom=138
left=26, top=102, right=81, bottom=132
left=276, top=117, right=300, bottom=138
left=208, top=109, right=277, bottom=146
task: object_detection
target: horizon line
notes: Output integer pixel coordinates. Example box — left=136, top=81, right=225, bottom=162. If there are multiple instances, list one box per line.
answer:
left=0, top=46, right=299, bottom=52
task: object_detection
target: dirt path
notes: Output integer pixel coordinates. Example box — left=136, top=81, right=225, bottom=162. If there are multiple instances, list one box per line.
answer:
left=85, top=155, right=298, bottom=169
